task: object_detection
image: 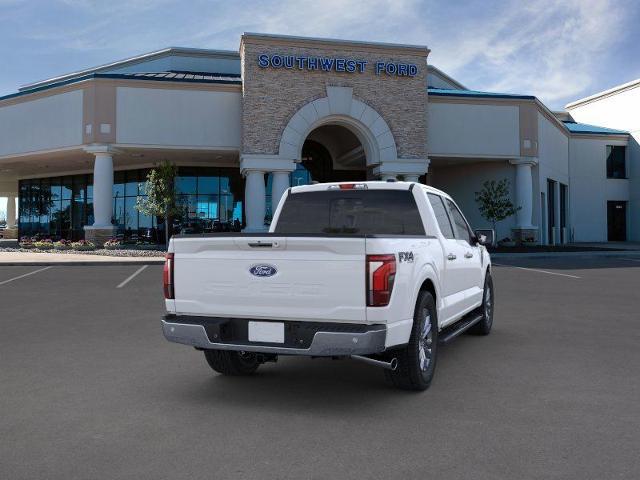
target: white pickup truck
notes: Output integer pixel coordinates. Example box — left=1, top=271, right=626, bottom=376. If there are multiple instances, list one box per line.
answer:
left=162, top=181, right=494, bottom=390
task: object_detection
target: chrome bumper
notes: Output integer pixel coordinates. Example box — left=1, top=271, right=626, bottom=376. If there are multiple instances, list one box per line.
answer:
left=161, top=319, right=387, bottom=356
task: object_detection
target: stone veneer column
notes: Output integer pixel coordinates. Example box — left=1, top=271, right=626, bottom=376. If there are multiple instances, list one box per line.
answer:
left=84, top=145, right=117, bottom=245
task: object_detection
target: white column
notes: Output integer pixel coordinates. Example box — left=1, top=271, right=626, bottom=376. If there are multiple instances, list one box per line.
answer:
left=241, top=154, right=295, bottom=232
left=271, top=171, right=290, bottom=211
left=244, top=170, right=266, bottom=232
left=6, top=195, right=16, bottom=228
left=92, top=152, right=115, bottom=227
left=511, top=158, right=536, bottom=229
left=373, top=158, right=429, bottom=183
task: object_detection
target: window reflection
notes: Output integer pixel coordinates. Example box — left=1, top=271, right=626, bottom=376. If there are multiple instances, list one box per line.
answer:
left=18, top=167, right=245, bottom=241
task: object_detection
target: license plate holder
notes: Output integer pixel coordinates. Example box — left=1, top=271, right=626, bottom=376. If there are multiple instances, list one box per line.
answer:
left=248, top=321, right=285, bottom=344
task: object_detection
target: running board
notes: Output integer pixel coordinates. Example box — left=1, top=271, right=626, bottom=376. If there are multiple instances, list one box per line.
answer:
left=438, top=313, right=484, bottom=345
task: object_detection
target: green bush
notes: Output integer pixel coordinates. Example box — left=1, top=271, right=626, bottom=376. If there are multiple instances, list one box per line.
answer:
left=71, top=240, right=96, bottom=251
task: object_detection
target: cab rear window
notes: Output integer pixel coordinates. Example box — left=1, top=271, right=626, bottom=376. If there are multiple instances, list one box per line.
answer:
left=274, top=189, right=425, bottom=235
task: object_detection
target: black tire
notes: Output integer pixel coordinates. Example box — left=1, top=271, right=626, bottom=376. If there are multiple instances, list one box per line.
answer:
left=384, top=291, right=438, bottom=391
left=470, top=271, right=494, bottom=335
left=203, top=349, right=260, bottom=376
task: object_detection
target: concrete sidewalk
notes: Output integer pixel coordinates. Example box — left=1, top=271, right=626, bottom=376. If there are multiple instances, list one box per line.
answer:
left=0, top=251, right=165, bottom=266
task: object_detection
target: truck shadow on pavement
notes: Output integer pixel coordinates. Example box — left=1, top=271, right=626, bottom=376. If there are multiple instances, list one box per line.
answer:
left=166, top=341, right=477, bottom=417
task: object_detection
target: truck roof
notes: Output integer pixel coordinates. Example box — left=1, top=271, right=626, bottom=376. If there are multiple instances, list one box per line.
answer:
left=289, top=181, right=452, bottom=199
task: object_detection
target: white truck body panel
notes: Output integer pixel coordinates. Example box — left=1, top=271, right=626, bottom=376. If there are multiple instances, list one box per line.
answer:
left=164, top=181, right=491, bottom=355
left=172, top=236, right=367, bottom=322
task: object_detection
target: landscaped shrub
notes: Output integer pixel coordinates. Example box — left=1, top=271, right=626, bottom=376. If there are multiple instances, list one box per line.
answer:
left=103, top=238, right=123, bottom=250
left=19, top=236, right=34, bottom=249
left=135, top=241, right=159, bottom=250
left=71, top=240, right=96, bottom=251
left=53, top=239, right=73, bottom=250
left=33, top=239, right=54, bottom=250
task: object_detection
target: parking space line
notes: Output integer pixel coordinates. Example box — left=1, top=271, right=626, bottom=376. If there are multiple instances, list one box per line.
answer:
left=492, top=263, right=581, bottom=279
left=116, top=265, right=149, bottom=289
left=620, top=257, right=640, bottom=263
left=0, top=266, right=53, bottom=286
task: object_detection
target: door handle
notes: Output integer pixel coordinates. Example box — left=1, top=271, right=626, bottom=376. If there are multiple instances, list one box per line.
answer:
left=464, top=252, right=474, bottom=259
left=447, top=253, right=457, bottom=261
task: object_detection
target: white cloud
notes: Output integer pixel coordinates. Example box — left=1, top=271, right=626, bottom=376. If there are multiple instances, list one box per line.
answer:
left=426, top=0, right=631, bottom=107
left=3, top=0, right=635, bottom=108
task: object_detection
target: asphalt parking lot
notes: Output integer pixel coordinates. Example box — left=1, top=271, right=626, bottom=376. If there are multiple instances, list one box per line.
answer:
left=1, top=256, right=640, bottom=479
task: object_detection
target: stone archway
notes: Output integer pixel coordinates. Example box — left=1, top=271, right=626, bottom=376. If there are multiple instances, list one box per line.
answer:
left=240, top=86, right=429, bottom=231
left=278, top=86, right=398, bottom=168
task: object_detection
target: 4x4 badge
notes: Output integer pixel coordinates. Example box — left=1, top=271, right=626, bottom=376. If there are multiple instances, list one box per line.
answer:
left=399, top=252, right=414, bottom=263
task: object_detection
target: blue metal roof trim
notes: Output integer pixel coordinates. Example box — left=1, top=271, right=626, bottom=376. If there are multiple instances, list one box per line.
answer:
left=0, top=72, right=242, bottom=102
left=562, top=121, right=628, bottom=135
left=428, top=87, right=535, bottom=100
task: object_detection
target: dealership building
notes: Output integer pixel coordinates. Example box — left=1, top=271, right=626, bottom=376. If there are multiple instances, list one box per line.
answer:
left=0, top=33, right=637, bottom=244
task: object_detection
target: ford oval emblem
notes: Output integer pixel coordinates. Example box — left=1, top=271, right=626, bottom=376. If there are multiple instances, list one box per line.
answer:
left=249, top=264, right=278, bottom=277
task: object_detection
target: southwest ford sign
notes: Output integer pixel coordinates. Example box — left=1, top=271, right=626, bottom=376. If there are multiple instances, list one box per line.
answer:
left=257, top=54, right=418, bottom=77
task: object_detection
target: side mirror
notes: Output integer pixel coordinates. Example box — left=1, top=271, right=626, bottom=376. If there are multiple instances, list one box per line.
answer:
left=474, top=229, right=495, bottom=247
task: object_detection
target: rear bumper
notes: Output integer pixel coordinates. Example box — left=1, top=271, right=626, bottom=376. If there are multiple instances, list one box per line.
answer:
left=161, top=315, right=387, bottom=356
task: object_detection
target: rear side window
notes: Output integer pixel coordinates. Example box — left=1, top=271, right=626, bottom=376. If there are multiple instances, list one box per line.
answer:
left=427, top=193, right=455, bottom=239
left=445, top=199, right=473, bottom=244
left=274, top=189, right=425, bottom=235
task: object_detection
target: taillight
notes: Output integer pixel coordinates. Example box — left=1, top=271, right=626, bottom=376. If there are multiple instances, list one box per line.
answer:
left=327, top=183, right=367, bottom=190
left=163, top=253, right=174, bottom=299
left=366, top=254, right=396, bottom=306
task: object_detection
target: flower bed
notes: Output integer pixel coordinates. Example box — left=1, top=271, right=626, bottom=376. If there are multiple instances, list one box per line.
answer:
left=104, top=238, right=124, bottom=250
left=54, top=239, right=73, bottom=250
left=0, top=246, right=164, bottom=257
left=70, top=240, right=96, bottom=251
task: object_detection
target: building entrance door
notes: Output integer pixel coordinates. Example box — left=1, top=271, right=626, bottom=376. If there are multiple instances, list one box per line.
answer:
left=607, top=201, right=627, bottom=241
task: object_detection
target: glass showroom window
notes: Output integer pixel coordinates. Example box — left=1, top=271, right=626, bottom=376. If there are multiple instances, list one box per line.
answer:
left=112, top=169, right=158, bottom=241
left=18, top=175, right=92, bottom=240
left=606, top=146, right=626, bottom=179
left=18, top=167, right=245, bottom=241
left=174, top=167, right=244, bottom=233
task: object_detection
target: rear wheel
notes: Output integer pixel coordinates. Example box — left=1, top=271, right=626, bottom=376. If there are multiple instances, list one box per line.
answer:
left=204, top=349, right=260, bottom=376
left=470, top=272, right=494, bottom=335
left=384, top=291, right=438, bottom=391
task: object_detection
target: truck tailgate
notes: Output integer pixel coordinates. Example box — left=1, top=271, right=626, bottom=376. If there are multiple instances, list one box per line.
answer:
left=172, top=236, right=367, bottom=322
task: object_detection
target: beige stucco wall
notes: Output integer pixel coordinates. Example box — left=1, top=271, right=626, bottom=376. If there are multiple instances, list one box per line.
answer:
left=116, top=86, right=242, bottom=148
left=427, top=101, right=520, bottom=157
left=0, top=90, right=83, bottom=157
left=240, top=36, right=428, bottom=160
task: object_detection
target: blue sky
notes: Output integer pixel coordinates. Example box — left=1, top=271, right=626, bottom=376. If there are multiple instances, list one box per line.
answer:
left=1, top=0, right=639, bottom=218
left=1, top=0, right=639, bottom=108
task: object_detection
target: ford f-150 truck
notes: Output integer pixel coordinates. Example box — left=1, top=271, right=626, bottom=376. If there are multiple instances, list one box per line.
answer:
left=162, top=181, right=494, bottom=390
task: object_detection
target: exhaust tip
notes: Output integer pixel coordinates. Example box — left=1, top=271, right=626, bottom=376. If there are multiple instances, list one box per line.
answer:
left=390, top=358, right=398, bottom=371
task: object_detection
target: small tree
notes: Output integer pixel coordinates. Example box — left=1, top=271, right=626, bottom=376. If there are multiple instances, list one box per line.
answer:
left=474, top=179, right=520, bottom=239
left=136, top=160, right=181, bottom=247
